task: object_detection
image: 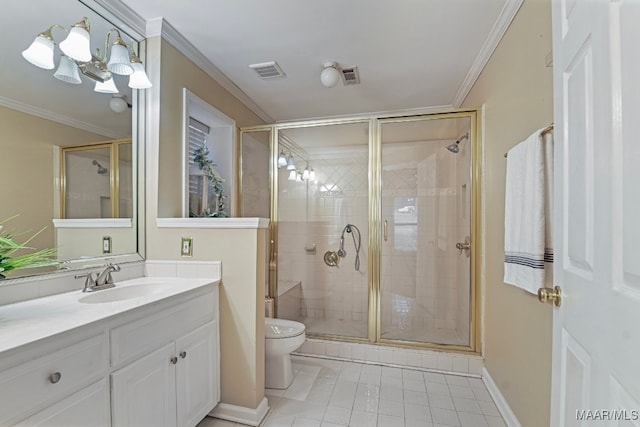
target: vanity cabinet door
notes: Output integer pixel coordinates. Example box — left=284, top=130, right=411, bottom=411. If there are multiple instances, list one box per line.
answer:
left=111, top=342, right=177, bottom=427
left=15, top=379, right=109, bottom=427
left=175, top=320, right=219, bottom=427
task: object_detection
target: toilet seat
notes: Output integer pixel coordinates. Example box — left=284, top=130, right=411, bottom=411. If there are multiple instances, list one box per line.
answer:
left=265, top=318, right=305, bottom=339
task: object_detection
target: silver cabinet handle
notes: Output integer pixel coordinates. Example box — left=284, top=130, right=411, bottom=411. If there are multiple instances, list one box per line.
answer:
left=48, top=372, right=62, bottom=384
left=180, top=351, right=187, bottom=359
left=384, top=220, right=388, bottom=242
left=170, top=356, right=178, bottom=365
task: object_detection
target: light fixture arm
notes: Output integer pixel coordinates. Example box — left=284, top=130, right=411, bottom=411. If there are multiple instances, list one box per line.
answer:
left=71, top=17, right=91, bottom=34
left=102, top=28, right=125, bottom=62
left=38, top=24, right=69, bottom=42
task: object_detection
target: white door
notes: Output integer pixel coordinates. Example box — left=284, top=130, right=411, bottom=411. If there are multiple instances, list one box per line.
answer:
left=551, top=0, right=640, bottom=425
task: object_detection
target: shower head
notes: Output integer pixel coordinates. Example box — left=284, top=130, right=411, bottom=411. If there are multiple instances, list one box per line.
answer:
left=446, top=142, right=460, bottom=153
left=446, top=133, right=470, bottom=154
left=92, top=160, right=108, bottom=175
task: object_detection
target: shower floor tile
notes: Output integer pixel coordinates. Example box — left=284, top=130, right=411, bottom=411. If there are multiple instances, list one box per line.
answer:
left=196, top=356, right=506, bottom=427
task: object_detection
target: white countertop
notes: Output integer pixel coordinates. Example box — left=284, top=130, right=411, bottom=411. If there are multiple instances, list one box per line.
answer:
left=0, top=276, right=217, bottom=355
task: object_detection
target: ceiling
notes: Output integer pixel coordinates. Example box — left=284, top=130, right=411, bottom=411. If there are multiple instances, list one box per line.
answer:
left=118, top=0, right=521, bottom=123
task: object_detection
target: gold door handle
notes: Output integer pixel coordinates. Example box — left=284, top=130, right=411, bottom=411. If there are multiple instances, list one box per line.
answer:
left=384, top=220, right=388, bottom=242
left=538, top=286, right=562, bottom=307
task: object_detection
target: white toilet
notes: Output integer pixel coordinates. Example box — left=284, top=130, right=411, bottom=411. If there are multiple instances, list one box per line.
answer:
left=264, top=317, right=306, bottom=389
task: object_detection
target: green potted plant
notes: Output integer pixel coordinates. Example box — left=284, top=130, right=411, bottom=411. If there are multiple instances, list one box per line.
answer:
left=0, top=215, right=57, bottom=279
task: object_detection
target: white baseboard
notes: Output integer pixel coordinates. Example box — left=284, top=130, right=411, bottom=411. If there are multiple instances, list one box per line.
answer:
left=482, top=367, right=522, bottom=427
left=209, top=397, right=269, bottom=426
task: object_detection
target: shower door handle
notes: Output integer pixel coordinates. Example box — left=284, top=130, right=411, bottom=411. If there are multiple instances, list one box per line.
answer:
left=383, top=220, right=388, bottom=242
left=456, top=236, right=471, bottom=257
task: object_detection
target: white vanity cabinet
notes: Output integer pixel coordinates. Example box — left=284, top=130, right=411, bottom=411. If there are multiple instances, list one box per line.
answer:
left=0, top=333, right=109, bottom=426
left=0, top=278, right=219, bottom=427
left=110, top=286, right=220, bottom=427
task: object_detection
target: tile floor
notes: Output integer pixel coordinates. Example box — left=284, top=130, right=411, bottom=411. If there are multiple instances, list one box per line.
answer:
left=198, top=355, right=506, bottom=427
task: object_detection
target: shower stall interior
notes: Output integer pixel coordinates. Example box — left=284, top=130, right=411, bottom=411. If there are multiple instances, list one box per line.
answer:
left=240, top=111, right=477, bottom=351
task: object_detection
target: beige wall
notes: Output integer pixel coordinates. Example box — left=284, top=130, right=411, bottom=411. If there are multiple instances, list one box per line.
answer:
left=145, top=34, right=267, bottom=411
left=156, top=40, right=264, bottom=218
left=462, top=0, right=553, bottom=425
left=0, top=106, right=106, bottom=264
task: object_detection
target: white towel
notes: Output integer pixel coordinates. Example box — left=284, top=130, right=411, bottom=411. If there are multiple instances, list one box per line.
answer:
left=504, top=128, right=554, bottom=294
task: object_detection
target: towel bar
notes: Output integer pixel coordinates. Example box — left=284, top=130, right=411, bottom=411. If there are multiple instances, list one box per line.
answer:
left=504, top=123, right=554, bottom=157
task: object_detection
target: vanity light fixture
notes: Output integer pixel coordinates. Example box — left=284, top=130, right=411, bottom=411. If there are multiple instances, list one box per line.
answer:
left=286, top=153, right=296, bottom=170
left=22, top=17, right=152, bottom=93
left=277, top=150, right=288, bottom=168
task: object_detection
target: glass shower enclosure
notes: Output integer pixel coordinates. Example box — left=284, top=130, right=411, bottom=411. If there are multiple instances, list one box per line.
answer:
left=240, top=111, right=477, bottom=351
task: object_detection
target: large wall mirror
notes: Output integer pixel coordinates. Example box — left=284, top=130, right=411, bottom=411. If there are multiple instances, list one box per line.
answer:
left=0, top=0, right=147, bottom=279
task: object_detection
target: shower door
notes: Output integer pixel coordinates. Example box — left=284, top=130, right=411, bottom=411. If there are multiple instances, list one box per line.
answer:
left=275, top=121, right=371, bottom=339
left=378, top=115, right=474, bottom=348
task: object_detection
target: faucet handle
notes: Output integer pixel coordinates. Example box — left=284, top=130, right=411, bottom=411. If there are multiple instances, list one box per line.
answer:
left=75, top=272, right=98, bottom=292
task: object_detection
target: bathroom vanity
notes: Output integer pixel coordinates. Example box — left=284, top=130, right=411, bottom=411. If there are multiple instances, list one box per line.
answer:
left=0, top=277, right=219, bottom=427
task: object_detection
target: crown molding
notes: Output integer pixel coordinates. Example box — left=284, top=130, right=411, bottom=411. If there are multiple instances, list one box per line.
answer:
left=82, top=0, right=147, bottom=40
left=0, top=96, right=125, bottom=139
left=452, top=0, right=525, bottom=107
left=146, top=18, right=273, bottom=124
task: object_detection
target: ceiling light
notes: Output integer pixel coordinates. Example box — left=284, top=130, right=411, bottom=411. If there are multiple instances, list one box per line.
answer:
left=109, top=95, right=130, bottom=113
left=302, top=167, right=310, bottom=181
left=288, top=170, right=297, bottom=181
left=277, top=150, right=288, bottom=168
left=22, top=17, right=151, bottom=91
left=308, top=168, right=316, bottom=182
left=320, top=61, right=341, bottom=88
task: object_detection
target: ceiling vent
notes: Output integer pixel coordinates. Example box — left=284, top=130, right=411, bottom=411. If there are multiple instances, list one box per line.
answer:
left=249, top=61, right=286, bottom=79
left=341, top=66, right=360, bottom=85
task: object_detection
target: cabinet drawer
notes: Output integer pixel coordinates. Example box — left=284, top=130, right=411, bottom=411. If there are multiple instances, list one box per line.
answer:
left=111, top=293, right=214, bottom=368
left=0, top=333, right=107, bottom=425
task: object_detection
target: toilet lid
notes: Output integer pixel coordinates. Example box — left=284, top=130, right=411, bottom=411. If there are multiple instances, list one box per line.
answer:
left=265, top=318, right=305, bottom=339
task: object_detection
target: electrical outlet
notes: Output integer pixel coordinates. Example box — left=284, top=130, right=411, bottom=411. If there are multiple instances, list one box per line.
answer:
left=181, top=237, right=193, bottom=257
left=102, top=236, right=112, bottom=254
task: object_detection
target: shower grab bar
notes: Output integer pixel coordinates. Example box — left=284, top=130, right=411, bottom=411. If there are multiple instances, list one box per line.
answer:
left=384, top=220, right=388, bottom=242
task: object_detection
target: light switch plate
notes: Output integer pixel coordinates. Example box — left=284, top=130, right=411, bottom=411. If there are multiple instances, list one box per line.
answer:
left=102, top=236, right=112, bottom=254
left=181, top=237, right=193, bottom=257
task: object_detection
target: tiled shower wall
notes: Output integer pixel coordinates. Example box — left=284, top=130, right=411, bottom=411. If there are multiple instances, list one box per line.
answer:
left=278, top=149, right=369, bottom=336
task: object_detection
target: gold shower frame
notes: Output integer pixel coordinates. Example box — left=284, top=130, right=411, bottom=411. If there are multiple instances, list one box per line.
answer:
left=239, top=108, right=481, bottom=354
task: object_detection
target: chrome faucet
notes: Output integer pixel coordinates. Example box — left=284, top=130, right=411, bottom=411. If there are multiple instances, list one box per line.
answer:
left=95, top=264, right=121, bottom=287
left=75, top=264, right=120, bottom=292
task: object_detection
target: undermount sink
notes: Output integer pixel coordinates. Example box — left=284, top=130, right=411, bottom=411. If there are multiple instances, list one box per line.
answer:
left=79, top=284, right=162, bottom=304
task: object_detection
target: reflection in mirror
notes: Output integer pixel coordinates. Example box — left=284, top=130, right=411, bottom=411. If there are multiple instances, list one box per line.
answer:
left=0, top=1, right=148, bottom=279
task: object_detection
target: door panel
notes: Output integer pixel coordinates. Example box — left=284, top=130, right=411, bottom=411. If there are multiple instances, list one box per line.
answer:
left=552, top=0, right=640, bottom=425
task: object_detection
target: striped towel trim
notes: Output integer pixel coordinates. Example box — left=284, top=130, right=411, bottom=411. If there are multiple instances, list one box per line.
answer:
left=505, top=249, right=554, bottom=269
